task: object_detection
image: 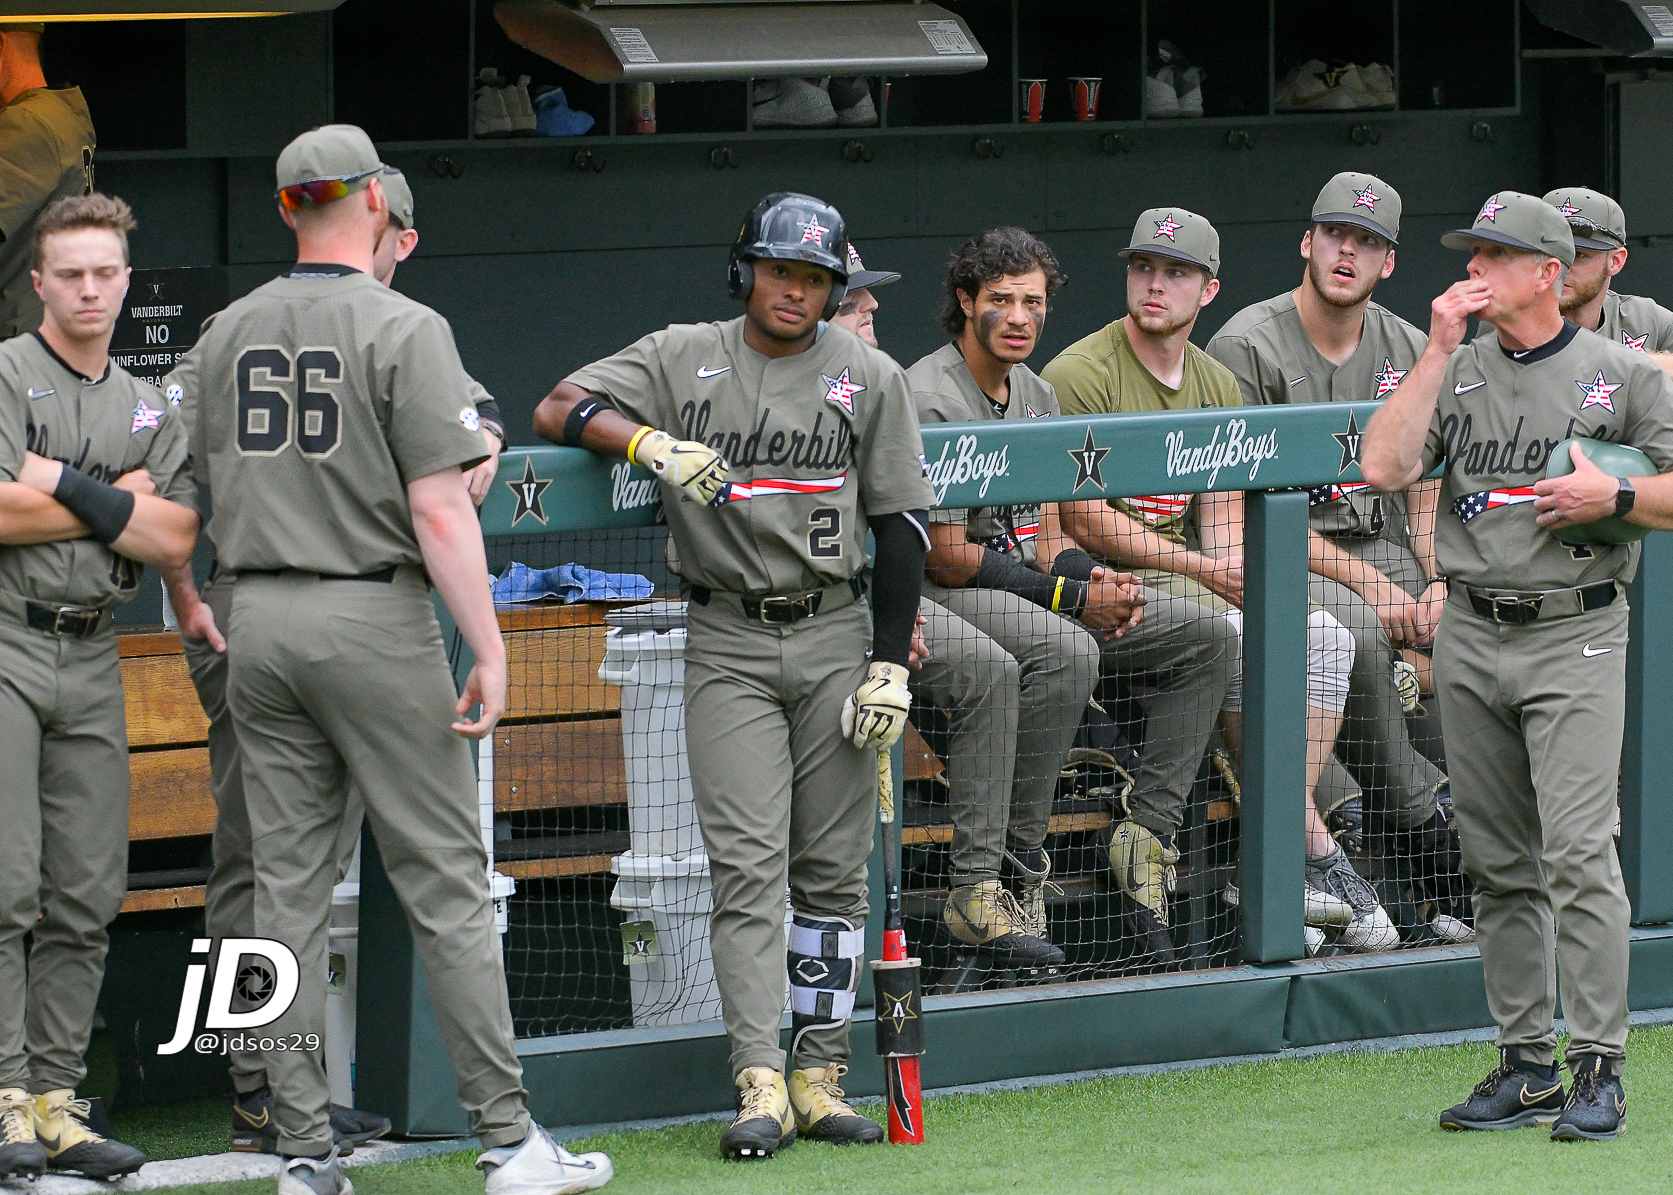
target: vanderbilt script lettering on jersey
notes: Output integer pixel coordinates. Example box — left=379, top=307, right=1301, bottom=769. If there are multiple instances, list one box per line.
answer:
left=926, top=434, right=1011, bottom=504
left=1437, top=413, right=1611, bottom=478
left=23, top=426, right=124, bottom=482
left=678, top=400, right=852, bottom=472
left=1165, top=418, right=1279, bottom=487
left=610, top=460, right=661, bottom=512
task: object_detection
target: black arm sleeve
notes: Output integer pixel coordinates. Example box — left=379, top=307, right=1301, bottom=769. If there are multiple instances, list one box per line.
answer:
left=869, top=510, right=928, bottom=667
left=474, top=397, right=506, bottom=444
left=53, top=466, right=135, bottom=545
left=973, top=548, right=1087, bottom=618
left=1049, top=548, right=1098, bottom=583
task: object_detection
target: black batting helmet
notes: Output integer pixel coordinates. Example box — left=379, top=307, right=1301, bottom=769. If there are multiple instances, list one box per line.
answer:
left=727, top=192, right=850, bottom=319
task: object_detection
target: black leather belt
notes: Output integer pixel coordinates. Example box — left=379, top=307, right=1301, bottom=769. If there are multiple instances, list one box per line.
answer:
left=239, top=566, right=398, bottom=583
left=688, top=578, right=863, bottom=625
left=1463, top=580, right=1617, bottom=626
left=25, top=602, right=110, bottom=639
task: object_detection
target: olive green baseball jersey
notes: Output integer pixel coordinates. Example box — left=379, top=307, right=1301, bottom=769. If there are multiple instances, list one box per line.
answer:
left=177, top=268, right=488, bottom=574
left=908, top=342, right=1058, bottom=567
left=566, top=318, right=934, bottom=594
left=1422, top=324, right=1673, bottom=590
left=0, top=87, right=95, bottom=339
left=0, top=331, right=194, bottom=608
left=1043, top=318, right=1241, bottom=547
left=1592, top=290, right=1673, bottom=355
left=1208, top=292, right=1425, bottom=538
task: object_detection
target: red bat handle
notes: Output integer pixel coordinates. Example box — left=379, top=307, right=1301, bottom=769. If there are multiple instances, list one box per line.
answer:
left=885, top=1058, right=925, bottom=1143
left=883, top=927, right=908, bottom=963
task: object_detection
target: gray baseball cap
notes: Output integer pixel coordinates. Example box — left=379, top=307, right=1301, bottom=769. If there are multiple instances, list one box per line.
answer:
left=1120, top=207, right=1220, bottom=278
left=383, top=169, right=414, bottom=229
left=1543, top=186, right=1626, bottom=251
left=1312, top=171, right=1401, bottom=245
left=1441, top=191, right=1575, bottom=267
left=844, top=242, right=899, bottom=290
left=275, top=124, right=393, bottom=199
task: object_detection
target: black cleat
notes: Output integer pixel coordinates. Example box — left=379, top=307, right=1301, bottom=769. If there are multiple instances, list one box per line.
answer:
left=232, top=1086, right=390, bottom=1155
left=33, top=1091, right=147, bottom=1180
left=1551, top=1054, right=1627, bottom=1141
left=1440, top=1047, right=1565, bottom=1131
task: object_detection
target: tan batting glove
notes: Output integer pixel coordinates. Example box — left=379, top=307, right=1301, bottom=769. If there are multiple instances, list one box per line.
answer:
left=841, top=661, right=912, bottom=750
left=629, top=428, right=729, bottom=506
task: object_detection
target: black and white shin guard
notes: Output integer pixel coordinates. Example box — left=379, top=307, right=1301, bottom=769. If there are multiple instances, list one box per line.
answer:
left=787, top=912, right=863, bottom=1061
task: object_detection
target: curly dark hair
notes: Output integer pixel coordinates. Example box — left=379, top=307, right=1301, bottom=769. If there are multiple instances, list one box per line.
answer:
left=939, top=227, right=1066, bottom=336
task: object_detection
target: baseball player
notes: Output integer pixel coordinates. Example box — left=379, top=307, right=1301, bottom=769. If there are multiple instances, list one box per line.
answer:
left=908, top=228, right=1142, bottom=970
left=0, top=23, right=96, bottom=341
left=1044, top=208, right=1396, bottom=956
left=829, top=236, right=1098, bottom=970
left=1206, top=173, right=1468, bottom=943
left=532, top=192, right=934, bottom=1159
left=827, top=242, right=897, bottom=347
left=176, top=125, right=611, bottom=1194
left=156, top=167, right=505, bottom=1157
left=1362, top=191, right=1673, bottom=1139
left=0, top=193, right=199, bottom=1180
left=1543, top=186, right=1673, bottom=370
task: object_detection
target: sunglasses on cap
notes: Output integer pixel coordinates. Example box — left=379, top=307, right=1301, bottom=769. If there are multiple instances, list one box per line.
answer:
left=275, top=165, right=390, bottom=212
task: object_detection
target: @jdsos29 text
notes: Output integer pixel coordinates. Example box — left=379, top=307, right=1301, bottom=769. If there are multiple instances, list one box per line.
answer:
left=158, top=937, right=305, bottom=1056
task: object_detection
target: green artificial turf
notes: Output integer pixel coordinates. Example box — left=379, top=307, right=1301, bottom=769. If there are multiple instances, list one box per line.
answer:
left=140, top=1026, right=1673, bottom=1194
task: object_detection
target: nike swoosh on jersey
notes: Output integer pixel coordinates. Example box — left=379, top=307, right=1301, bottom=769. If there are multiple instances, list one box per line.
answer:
left=696, top=365, right=731, bottom=378
left=27, top=387, right=55, bottom=399
left=1455, top=381, right=1488, bottom=395
left=1288, top=375, right=1308, bottom=387
left=1582, top=644, right=1612, bottom=657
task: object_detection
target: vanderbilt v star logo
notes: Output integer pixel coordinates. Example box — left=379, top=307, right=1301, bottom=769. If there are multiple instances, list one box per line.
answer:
left=506, top=458, right=553, bottom=526
left=1068, top=427, right=1110, bottom=492
left=1332, top=410, right=1363, bottom=475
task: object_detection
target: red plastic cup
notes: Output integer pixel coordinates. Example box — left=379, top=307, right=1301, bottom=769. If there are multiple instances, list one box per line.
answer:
left=1070, top=76, right=1101, bottom=121
left=1018, top=78, right=1046, bottom=123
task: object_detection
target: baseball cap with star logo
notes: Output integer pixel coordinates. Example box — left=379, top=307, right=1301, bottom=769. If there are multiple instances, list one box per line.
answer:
left=1120, top=207, right=1220, bottom=277
left=1542, top=187, right=1626, bottom=252
left=1312, top=171, right=1401, bottom=245
left=1441, top=190, right=1574, bottom=267
left=845, top=243, right=901, bottom=290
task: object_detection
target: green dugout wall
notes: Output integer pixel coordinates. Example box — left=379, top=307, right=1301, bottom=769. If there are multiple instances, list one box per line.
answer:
left=357, top=402, right=1673, bottom=1133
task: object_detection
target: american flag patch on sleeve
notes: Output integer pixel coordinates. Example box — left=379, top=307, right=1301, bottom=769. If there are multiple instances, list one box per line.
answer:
left=1453, top=486, right=1539, bottom=523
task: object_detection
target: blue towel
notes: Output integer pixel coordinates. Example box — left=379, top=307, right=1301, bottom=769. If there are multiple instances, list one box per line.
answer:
left=493, top=562, right=654, bottom=606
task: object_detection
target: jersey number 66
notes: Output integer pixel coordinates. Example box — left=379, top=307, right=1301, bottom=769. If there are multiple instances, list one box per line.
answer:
left=235, top=346, right=344, bottom=460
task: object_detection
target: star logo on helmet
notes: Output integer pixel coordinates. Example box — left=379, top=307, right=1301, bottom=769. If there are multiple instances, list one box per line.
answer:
left=1558, top=200, right=1582, bottom=218
left=1153, top=215, right=1182, bottom=241
left=1624, top=332, right=1648, bottom=353
left=1372, top=357, right=1408, bottom=397
left=1577, top=370, right=1621, bottom=413
left=798, top=215, right=829, bottom=246
left=1352, top=184, right=1379, bottom=211
left=822, top=367, right=865, bottom=414
left=1477, top=198, right=1507, bottom=223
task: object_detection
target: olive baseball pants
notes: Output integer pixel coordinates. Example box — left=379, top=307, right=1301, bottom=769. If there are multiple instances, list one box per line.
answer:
left=184, top=574, right=362, bottom=1097
left=1435, top=594, right=1631, bottom=1064
left=914, top=589, right=1101, bottom=884
left=226, top=569, right=530, bottom=1156
left=682, top=590, right=877, bottom=1079
left=0, top=607, right=128, bottom=1094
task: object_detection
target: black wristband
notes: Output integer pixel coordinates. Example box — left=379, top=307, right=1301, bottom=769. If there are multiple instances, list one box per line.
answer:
left=475, top=398, right=506, bottom=445
left=972, top=548, right=1085, bottom=616
left=54, top=465, right=136, bottom=545
left=561, top=397, right=609, bottom=447
left=1050, top=548, right=1098, bottom=583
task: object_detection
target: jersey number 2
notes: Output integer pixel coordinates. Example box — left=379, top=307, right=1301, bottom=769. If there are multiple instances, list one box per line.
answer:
left=235, top=346, right=343, bottom=460
left=808, top=507, right=842, bottom=558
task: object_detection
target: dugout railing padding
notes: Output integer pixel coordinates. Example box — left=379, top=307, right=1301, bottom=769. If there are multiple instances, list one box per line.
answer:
left=351, top=402, right=1673, bottom=1135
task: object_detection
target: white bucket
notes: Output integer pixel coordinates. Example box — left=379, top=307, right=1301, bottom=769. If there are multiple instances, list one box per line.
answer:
left=325, top=883, right=359, bottom=1108
left=598, top=627, right=702, bottom=860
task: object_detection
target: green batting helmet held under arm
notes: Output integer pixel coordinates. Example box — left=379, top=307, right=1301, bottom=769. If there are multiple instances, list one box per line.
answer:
left=1544, top=437, right=1655, bottom=546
